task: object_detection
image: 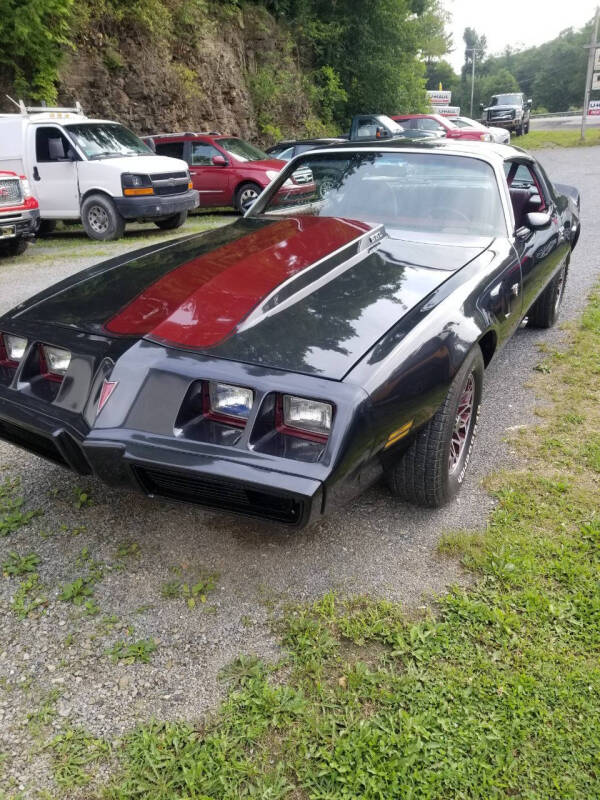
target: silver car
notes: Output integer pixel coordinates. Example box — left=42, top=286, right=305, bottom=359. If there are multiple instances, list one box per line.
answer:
left=450, top=116, right=510, bottom=145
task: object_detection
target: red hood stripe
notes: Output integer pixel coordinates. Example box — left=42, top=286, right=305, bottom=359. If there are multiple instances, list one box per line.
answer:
left=106, top=216, right=370, bottom=348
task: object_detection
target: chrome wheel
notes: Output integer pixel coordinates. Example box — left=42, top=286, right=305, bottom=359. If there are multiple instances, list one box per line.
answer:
left=87, top=204, right=110, bottom=234
left=239, top=187, right=259, bottom=212
left=318, top=176, right=337, bottom=198
left=449, top=373, right=475, bottom=474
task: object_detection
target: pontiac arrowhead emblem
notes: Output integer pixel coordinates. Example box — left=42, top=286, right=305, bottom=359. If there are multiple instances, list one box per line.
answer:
left=97, top=380, right=118, bottom=414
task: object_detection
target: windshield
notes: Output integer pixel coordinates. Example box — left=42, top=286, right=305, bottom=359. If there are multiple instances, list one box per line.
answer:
left=217, top=137, right=269, bottom=162
left=65, top=123, right=153, bottom=160
left=452, top=117, right=485, bottom=131
left=254, top=151, right=505, bottom=237
left=491, top=94, right=521, bottom=106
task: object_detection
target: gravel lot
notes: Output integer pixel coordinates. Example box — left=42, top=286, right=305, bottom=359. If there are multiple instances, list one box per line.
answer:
left=1, top=149, right=599, bottom=796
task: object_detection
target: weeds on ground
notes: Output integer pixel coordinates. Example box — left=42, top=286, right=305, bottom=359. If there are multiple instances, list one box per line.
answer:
left=10, top=574, right=47, bottom=619
left=107, top=639, right=157, bottom=665
left=2, top=551, right=40, bottom=576
left=0, top=478, right=40, bottom=536
left=161, top=565, right=219, bottom=608
left=46, top=728, right=110, bottom=788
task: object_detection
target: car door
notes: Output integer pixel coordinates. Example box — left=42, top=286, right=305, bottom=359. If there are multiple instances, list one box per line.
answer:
left=28, top=125, right=81, bottom=217
left=188, top=140, right=232, bottom=207
left=505, top=160, right=570, bottom=314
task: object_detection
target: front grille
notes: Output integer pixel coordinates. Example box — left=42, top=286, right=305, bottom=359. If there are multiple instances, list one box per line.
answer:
left=151, top=172, right=188, bottom=181
left=153, top=182, right=189, bottom=196
left=151, top=171, right=189, bottom=197
left=292, top=167, right=314, bottom=185
left=133, top=466, right=303, bottom=524
left=0, top=179, right=22, bottom=207
left=0, top=420, right=68, bottom=467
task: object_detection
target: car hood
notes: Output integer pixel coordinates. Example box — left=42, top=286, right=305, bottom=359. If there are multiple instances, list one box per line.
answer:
left=9, top=217, right=492, bottom=380
left=484, top=105, right=517, bottom=112
left=83, top=155, right=189, bottom=174
left=232, top=158, right=286, bottom=172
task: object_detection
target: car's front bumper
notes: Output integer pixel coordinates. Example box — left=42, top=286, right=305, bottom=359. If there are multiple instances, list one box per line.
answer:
left=0, top=207, right=40, bottom=239
left=84, top=436, right=323, bottom=526
left=114, top=190, right=199, bottom=220
left=486, top=118, right=521, bottom=131
left=0, top=383, right=326, bottom=527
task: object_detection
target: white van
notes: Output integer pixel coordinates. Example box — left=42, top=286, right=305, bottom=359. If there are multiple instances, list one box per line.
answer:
left=0, top=101, right=199, bottom=240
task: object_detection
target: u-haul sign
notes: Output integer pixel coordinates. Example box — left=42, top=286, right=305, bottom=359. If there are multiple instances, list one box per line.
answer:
left=427, top=90, right=452, bottom=106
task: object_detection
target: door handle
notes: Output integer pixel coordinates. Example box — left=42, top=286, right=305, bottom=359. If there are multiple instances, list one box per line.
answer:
left=33, top=166, right=40, bottom=181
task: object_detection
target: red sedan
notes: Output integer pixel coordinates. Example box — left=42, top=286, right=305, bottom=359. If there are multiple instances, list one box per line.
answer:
left=146, top=133, right=313, bottom=212
left=391, top=114, right=493, bottom=142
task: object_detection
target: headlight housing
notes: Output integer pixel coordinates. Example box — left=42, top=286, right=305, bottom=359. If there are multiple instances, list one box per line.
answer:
left=41, top=345, right=71, bottom=377
left=208, top=382, right=254, bottom=426
left=280, top=394, right=333, bottom=441
left=480, top=133, right=492, bottom=142
left=266, top=170, right=281, bottom=182
left=3, top=334, right=28, bottom=363
left=121, top=173, right=154, bottom=196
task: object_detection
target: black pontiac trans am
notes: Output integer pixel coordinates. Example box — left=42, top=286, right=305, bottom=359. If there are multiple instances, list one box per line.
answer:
left=0, top=141, right=580, bottom=527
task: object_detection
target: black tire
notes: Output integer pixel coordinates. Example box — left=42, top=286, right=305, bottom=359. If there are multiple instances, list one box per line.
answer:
left=524, top=122, right=530, bottom=134
left=527, top=262, right=568, bottom=329
left=154, top=211, right=188, bottom=230
left=37, top=219, right=56, bottom=237
left=516, top=124, right=523, bottom=136
left=0, top=237, right=28, bottom=257
left=386, top=347, right=485, bottom=507
left=81, top=193, right=125, bottom=241
left=234, top=182, right=262, bottom=214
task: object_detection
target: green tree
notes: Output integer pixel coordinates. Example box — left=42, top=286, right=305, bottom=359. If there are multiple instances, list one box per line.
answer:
left=0, top=0, right=74, bottom=102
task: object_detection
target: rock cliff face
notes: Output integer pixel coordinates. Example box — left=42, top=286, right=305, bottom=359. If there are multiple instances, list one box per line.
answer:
left=56, top=6, right=310, bottom=142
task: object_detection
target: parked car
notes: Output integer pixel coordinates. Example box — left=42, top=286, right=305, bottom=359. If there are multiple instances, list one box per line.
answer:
left=146, top=132, right=312, bottom=213
left=266, top=138, right=347, bottom=160
left=0, top=140, right=579, bottom=526
left=348, top=114, right=441, bottom=142
left=480, top=93, right=531, bottom=136
left=0, top=171, right=39, bottom=256
left=0, top=101, right=198, bottom=241
left=450, top=115, right=510, bottom=145
left=392, top=113, right=493, bottom=141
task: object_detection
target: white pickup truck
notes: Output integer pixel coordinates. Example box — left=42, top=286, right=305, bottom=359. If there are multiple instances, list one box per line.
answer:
left=0, top=101, right=199, bottom=240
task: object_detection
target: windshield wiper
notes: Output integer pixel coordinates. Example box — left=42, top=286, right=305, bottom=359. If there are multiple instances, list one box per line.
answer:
left=89, top=151, right=132, bottom=160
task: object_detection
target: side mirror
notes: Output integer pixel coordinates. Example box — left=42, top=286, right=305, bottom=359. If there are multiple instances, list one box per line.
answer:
left=528, top=193, right=542, bottom=207
left=526, top=211, right=551, bottom=229
left=527, top=99, right=532, bottom=108
left=479, top=103, right=484, bottom=110
left=212, top=155, right=227, bottom=166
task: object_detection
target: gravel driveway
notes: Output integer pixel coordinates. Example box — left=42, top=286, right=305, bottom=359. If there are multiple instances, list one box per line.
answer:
left=1, top=149, right=599, bottom=795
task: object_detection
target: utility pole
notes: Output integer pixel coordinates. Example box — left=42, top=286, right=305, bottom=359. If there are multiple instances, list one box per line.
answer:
left=581, top=6, right=600, bottom=140
left=466, top=48, right=482, bottom=118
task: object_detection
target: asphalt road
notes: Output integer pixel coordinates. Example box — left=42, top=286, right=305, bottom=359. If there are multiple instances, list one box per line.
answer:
left=531, top=114, right=600, bottom=129
left=1, top=147, right=599, bottom=795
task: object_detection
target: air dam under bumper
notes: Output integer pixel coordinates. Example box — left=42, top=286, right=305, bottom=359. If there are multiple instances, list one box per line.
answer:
left=83, top=437, right=323, bottom=527
left=114, top=189, right=199, bottom=220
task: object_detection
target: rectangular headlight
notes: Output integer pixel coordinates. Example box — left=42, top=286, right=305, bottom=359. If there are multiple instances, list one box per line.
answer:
left=208, top=382, right=253, bottom=423
left=42, top=345, right=71, bottom=376
left=282, top=395, right=332, bottom=438
left=4, top=334, right=28, bottom=362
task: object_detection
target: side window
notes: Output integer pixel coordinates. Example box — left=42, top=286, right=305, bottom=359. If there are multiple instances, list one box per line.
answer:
left=191, top=143, right=224, bottom=166
left=277, top=146, right=296, bottom=161
left=505, top=160, right=547, bottom=227
left=355, top=116, right=378, bottom=138
left=155, top=141, right=185, bottom=160
left=419, top=118, right=444, bottom=132
left=36, top=127, right=75, bottom=162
